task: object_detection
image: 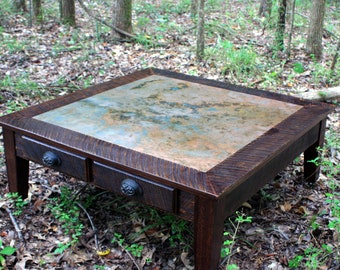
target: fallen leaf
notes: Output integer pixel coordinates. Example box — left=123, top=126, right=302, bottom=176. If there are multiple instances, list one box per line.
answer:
left=242, top=201, right=252, bottom=209
left=33, top=199, right=45, bottom=211
left=180, top=251, right=194, bottom=270
left=280, top=202, right=292, bottom=212
left=295, top=205, right=310, bottom=215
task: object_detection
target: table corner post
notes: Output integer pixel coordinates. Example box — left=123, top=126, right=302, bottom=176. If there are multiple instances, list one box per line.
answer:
left=194, top=195, right=225, bottom=270
left=304, top=119, right=327, bottom=183
left=3, top=128, right=29, bottom=198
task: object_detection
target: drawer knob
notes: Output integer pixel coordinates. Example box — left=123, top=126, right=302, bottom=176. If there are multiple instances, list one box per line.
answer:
left=42, top=151, right=61, bottom=167
left=121, top=179, right=142, bottom=197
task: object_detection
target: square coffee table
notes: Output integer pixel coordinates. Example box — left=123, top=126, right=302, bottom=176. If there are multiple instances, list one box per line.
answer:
left=0, top=68, right=334, bottom=269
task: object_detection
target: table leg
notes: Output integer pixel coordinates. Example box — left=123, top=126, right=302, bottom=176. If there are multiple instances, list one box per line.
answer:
left=3, top=129, right=29, bottom=198
left=304, top=119, right=326, bottom=183
left=194, top=196, right=224, bottom=270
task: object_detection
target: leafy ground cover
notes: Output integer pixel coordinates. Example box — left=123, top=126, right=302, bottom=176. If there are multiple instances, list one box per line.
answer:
left=0, top=0, right=339, bottom=269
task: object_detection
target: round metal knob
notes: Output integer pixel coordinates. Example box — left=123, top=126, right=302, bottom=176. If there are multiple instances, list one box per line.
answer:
left=42, top=151, right=61, bottom=167
left=121, top=179, right=142, bottom=197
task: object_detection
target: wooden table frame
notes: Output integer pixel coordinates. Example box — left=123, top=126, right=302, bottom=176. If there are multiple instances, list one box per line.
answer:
left=0, top=68, right=334, bottom=269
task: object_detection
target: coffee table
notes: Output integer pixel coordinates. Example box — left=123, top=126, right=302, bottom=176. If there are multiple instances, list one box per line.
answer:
left=0, top=68, right=334, bottom=269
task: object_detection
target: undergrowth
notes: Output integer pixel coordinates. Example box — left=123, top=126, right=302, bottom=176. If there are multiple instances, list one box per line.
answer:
left=289, top=128, right=340, bottom=269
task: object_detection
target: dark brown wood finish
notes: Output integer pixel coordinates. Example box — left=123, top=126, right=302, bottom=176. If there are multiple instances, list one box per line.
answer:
left=0, top=68, right=334, bottom=270
left=194, top=196, right=225, bottom=270
left=304, top=119, right=327, bottom=183
left=16, top=135, right=90, bottom=181
left=3, top=129, right=29, bottom=197
left=92, top=161, right=177, bottom=213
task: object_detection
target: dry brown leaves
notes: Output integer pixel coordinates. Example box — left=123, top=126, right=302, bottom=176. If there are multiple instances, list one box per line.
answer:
left=0, top=1, right=339, bottom=269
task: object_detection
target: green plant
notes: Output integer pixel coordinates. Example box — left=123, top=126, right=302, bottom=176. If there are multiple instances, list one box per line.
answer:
left=49, top=187, right=85, bottom=254
left=0, top=0, right=14, bottom=17
left=221, top=212, right=252, bottom=269
left=206, top=40, right=259, bottom=83
left=3, top=192, right=28, bottom=216
left=112, top=233, right=144, bottom=258
left=309, top=58, right=340, bottom=86
left=144, top=208, right=192, bottom=248
left=0, top=239, right=16, bottom=269
left=4, top=100, right=27, bottom=114
left=0, top=73, right=47, bottom=102
left=293, top=62, right=305, bottom=74
left=1, top=35, right=28, bottom=54
left=289, top=129, right=340, bottom=269
left=289, top=244, right=333, bottom=270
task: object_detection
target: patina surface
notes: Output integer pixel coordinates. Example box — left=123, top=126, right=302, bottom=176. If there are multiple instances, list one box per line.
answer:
left=34, top=75, right=301, bottom=171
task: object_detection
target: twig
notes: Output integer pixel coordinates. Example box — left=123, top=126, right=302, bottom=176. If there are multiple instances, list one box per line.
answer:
left=76, top=0, right=136, bottom=39
left=41, top=182, right=141, bottom=268
left=4, top=207, right=25, bottom=244
left=114, top=236, right=142, bottom=270
left=295, top=12, right=339, bottom=39
left=75, top=202, right=99, bottom=251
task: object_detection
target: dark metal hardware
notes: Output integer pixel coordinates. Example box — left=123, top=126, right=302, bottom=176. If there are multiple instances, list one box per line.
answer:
left=121, top=178, right=143, bottom=196
left=42, top=151, right=61, bottom=167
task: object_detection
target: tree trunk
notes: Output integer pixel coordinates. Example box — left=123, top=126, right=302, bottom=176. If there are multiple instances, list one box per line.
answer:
left=258, top=0, right=272, bottom=17
left=306, top=0, right=326, bottom=60
left=286, top=0, right=296, bottom=58
left=32, top=0, right=42, bottom=23
left=275, top=0, right=287, bottom=51
left=111, top=0, right=132, bottom=39
left=330, top=39, right=340, bottom=71
left=191, top=0, right=198, bottom=17
left=60, top=0, right=76, bottom=26
left=196, top=0, right=205, bottom=61
left=14, top=0, right=27, bottom=12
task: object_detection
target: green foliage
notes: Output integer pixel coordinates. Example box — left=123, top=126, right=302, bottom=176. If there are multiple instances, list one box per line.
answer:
left=310, top=60, right=340, bottom=86
left=289, top=129, right=340, bottom=269
left=0, top=73, right=41, bottom=92
left=0, top=0, right=16, bottom=19
left=112, top=233, right=144, bottom=258
left=0, top=35, right=27, bottom=54
left=157, top=0, right=191, bottom=15
left=146, top=208, right=191, bottom=248
left=4, top=100, right=27, bottom=114
left=126, top=206, right=192, bottom=249
left=221, top=212, right=252, bottom=269
left=289, top=245, right=333, bottom=269
left=206, top=40, right=259, bottom=82
left=3, top=192, right=28, bottom=216
left=0, top=239, right=16, bottom=269
left=293, top=62, right=305, bottom=73
left=134, top=0, right=190, bottom=15
left=0, top=73, right=49, bottom=110
left=49, top=187, right=85, bottom=254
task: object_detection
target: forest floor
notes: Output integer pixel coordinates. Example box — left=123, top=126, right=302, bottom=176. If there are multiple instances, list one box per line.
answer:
left=0, top=1, right=339, bottom=269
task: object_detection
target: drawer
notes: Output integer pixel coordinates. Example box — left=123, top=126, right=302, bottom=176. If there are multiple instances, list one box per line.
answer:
left=93, top=162, right=176, bottom=213
left=15, top=135, right=89, bottom=181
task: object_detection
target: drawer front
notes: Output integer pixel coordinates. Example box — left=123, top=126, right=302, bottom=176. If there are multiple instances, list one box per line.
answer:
left=93, top=162, right=176, bottom=213
left=15, top=135, right=89, bottom=181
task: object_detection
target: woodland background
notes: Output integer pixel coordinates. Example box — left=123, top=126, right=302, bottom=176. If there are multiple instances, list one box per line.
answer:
left=0, top=0, right=339, bottom=269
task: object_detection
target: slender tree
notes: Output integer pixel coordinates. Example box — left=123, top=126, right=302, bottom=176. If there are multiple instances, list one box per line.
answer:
left=32, top=0, right=42, bottom=23
left=111, top=0, right=132, bottom=39
left=275, top=0, right=287, bottom=51
left=60, top=0, right=76, bottom=26
left=306, top=0, right=326, bottom=60
left=191, top=0, right=198, bottom=17
left=286, top=0, right=296, bottom=58
left=330, top=39, right=340, bottom=71
left=14, top=0, right=27, bottom=12
left=196, top=0, right=205, bottom=61
left=258, top=0, right=272, bottom=17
